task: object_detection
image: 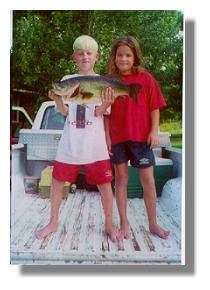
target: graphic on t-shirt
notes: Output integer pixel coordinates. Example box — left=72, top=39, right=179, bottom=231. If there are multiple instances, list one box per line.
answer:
left=76, top=105, right=86, bottom=128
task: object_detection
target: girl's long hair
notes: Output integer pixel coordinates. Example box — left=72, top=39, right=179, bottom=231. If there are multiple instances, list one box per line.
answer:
left=107, top=36, right=144, bottom=77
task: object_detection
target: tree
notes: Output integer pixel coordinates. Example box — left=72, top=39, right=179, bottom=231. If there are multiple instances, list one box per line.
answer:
left=11, top=10, right=183, bottom=120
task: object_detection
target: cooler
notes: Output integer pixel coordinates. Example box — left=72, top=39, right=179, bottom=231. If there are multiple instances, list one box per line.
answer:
left=127, top=157, right=173, bottom=198
left=39, top=166, right=70, bottom=199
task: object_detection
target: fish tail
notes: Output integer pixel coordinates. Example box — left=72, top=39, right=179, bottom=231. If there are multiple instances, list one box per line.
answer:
left=129, top=83, right=141, bottom=102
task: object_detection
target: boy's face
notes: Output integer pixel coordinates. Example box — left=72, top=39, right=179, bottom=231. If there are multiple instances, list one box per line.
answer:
left=72, top=49, right=99, bottom=74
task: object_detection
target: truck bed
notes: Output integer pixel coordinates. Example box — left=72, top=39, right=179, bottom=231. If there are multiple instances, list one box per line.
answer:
left=11, top=190, right=181, bottom=265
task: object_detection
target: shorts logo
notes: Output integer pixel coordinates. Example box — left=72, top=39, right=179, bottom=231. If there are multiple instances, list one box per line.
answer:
left=105, top=170, right=112, bottom=177
left=139, top=158, right=150, bottom=165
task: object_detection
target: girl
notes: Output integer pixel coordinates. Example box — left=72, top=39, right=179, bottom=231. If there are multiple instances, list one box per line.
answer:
left=105, top=36, right=170, bottom=239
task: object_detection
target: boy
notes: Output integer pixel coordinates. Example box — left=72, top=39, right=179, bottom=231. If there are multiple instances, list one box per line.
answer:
left=35, top=35, right=119, bottom=242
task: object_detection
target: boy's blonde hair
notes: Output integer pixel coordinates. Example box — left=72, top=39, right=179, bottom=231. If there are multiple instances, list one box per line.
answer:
left=73, top=35, right=98, bottom=52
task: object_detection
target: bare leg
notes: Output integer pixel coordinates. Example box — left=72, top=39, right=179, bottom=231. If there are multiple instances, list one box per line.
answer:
left=114, top=163, right=130, bottom=239
left=35, top=177, right=65, bottom=240
left=97, top=182, right=121, bottom=242
left=139, top=167, right=170, bottom=239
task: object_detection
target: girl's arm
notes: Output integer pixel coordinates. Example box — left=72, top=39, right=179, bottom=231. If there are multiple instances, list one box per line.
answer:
left=104, top=116, right=112, bottom=155
left=147, top=109, right=160, bottom=148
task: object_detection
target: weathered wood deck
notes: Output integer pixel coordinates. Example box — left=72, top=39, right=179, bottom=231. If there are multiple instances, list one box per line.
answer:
left=11, top=190, right=181, bottom=265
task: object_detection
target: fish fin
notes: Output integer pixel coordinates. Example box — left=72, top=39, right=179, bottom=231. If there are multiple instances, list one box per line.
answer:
left=129, top=83, right=141, bottom=102
left=115, top=95, right=126, bottom=100
left=70, top=86, right=80, bottom=98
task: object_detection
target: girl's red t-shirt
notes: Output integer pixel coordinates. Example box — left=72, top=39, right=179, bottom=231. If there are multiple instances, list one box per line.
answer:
left=109, top=71, right=167, bottom=145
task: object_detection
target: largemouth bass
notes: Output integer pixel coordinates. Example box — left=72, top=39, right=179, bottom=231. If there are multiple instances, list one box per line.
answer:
left=52, top=75, right=141, bottom=104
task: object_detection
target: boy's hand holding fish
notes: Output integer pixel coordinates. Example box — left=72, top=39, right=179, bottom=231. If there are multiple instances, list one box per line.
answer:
left=95, top=87, right=115, bottom=117
left=48, top=90, right=61, bottom=101
left=101, top=87, right=115, bottom=106
left=49, top=84, right=80, bottom=101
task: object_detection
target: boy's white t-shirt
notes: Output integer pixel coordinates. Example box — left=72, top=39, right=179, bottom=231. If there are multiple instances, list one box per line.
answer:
left=55, top=74, right=110, bottom=165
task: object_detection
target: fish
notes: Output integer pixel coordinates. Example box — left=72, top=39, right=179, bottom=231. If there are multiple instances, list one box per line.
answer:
left=51, top=75, right=141, bottom=104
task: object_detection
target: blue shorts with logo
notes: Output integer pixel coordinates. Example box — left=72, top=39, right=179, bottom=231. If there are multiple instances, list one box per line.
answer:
left=111, top=141, right=155, bottom=168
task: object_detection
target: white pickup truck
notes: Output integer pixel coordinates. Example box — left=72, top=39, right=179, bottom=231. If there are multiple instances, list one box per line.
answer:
left=11, top=101, right=182, bottom=265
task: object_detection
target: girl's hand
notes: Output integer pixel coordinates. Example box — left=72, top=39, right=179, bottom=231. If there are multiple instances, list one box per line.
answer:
left=106, top=134, right=113, bottom=156
left=147, top=130, right=160, bottom=149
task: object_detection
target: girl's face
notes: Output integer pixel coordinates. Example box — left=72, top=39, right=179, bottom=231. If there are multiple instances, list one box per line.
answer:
left=115, top=45, right=134, bottom=75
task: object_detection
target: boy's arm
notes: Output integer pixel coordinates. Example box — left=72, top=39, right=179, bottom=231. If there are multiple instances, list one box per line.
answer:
left=48, top=90, right=68, bottom=116
left=147, top=109, right=160, bottom=148
left=95, top=103, right=111, bottom=116
left=48, top=84, right=79, bottom=116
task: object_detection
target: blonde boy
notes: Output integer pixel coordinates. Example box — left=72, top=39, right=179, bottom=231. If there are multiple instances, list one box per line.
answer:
left=35, top=35, right=120, bottom=242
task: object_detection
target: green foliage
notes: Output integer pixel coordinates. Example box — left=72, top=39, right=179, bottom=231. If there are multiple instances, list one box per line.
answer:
left=160, top=120, right=182, bottom=148
left=160, top=120, right=182, bottom=133
left=11, top=10, right=183, bottom=119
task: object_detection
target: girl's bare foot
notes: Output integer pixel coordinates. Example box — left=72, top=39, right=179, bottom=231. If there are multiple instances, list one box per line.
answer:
left=35, top=222, right=58, bottom=240
left=149, top=224, right=170, bottom=240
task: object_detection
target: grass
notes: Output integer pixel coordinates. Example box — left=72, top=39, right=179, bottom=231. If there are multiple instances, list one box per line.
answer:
left=160, top=120, right=182, bottom=148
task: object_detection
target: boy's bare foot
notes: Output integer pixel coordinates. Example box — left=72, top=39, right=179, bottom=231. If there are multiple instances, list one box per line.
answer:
left=120, top=222, right=130, bottom=240
left=149, top=224, right=170, bottom=240
left=35, top=223, right=58, bottom=240
left=105, top=225, right=122, bottom=243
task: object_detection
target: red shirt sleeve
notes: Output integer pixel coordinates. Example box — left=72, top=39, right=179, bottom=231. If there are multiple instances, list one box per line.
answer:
left=145, top=72, right=167, bottom=111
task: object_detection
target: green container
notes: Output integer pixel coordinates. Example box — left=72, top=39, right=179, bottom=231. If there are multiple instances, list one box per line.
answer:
left=127, top=157, right=173, bottom=198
